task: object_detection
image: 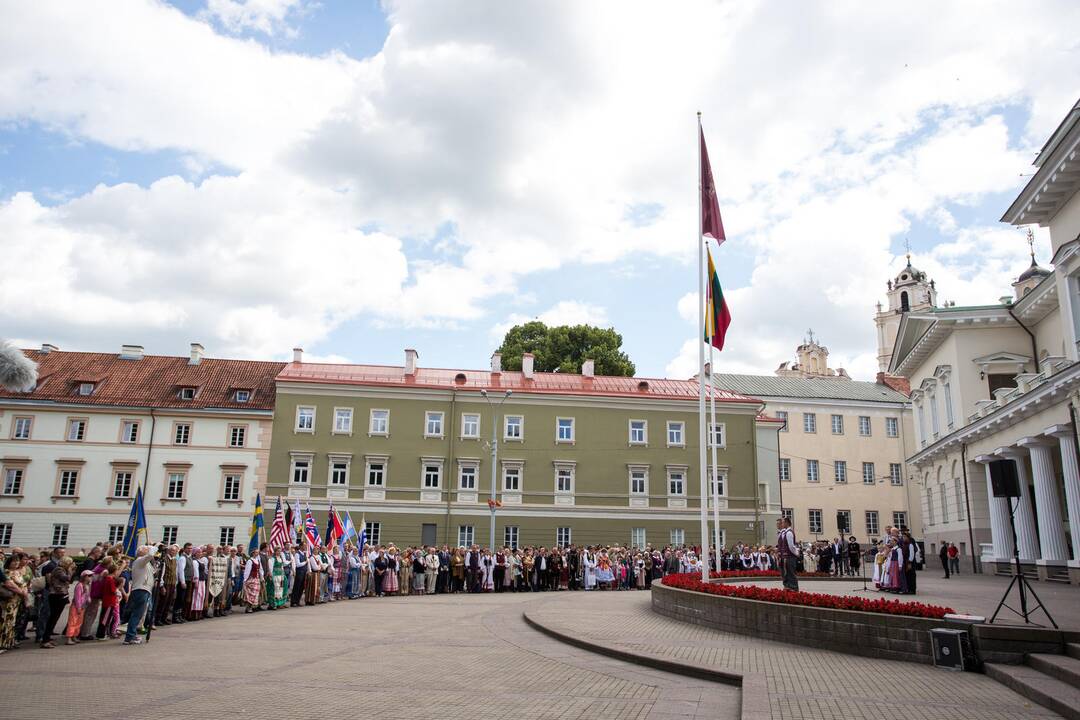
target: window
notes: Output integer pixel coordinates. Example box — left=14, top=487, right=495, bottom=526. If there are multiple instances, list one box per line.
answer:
left=457, top=525, right=474, bottom=547
left=459, top=464, right=477, bottom=490
left=3, top=468, right=23, bottom=496
left=944, top=382, right=955, bottom=428
left=52, top=523, right=69, bottom=546
left=556, top=417, right=575, bottom=443
left=892, top=511, right=907, bottom=529
left=631, top=527, right=646, bottom=549
left=234, top=390, right=251, bottom=403
left=834, top=460, right=847, bottom=483
left=629, top=468, right=647, bottom=494
left=862, top=462, right=876, bottom=485
left=220, top=527, right=235, bottom=546
left=865, top=511, right=879, bottom=537
left=629, top=419, right=647, bottom=445
left=162, top=525, right=178, bottom=545
left=776, top=410, right=788, bottom=432
left=121, top=420, right=139, bottom=444
left=667, top=421, right=685, bottom=446
left=370, top=409, right=389, bottom=436
left=808, top=509, right=823, bottom=535
left=708, top=471, right=725, bottom=498
left=296, top=406, right=315, bottom=432
left=939, top=484, right=949, bottom=523
left=668, top=469, right=685, bottom=495
left=223, top=474, right=241, bottom=501
left=174, top=423, right=191, bottom=445
left=334, top=408, right=353, bottom=434
left=365, top=521, right=381, bottom=547
left=504, top=415, right=523, bottom=440
left=67, top=418, right=87, bottom=441
left=423, top=464, right=442, bottom=489
left=503, top=465, right=520, bottom=491
left=461, top=413, right=480, bottom=439
left=425, top=411, right=444, bottom=437
left=670, top=528, right=685, bottom=546
left=781, top=508, right=793, bottom=527
left=926, top=487, right=935, bottom=526
left=367, top=461, right=385, bottom=487
left=831, top=414, right=844, bottom=434
left=803, top=413, right=816, bottom=433
left=330, top=462, right=349, bottom=486
left=229, top=425, right=246, bottom=448
left=886, top=417, right=899, bottom=438
left=78, top=382, right=95, bottom=396
left=291, top=458, right=310, bottom=484
left=806, top=459, right=819, bottom=483
left=778, top=458, right=790, bottom=482
left=58, top=469, right=79, bottom=497
left=709, top=422, right=725, bottom=448
left=881, top=463, right=900, bottom=487
left=12, top=417, right=32, bottom=440
left=113, top=471, right=133, bottom=498
left=179, top=387, right=196, bottom=400
left=504, top=526, right=519, bottom=550
left=556, top=527, right=571, bottom=547
left=955, top=479, right=966, bottom=521
left=837, top=510, right=851, bottom=534
left=0, top=523, right=12, bottom=546
left=556, top=466, right=574, bottom=493
left=858, top=416, right=871, bottom=436
left=108, top=524, right=125, bottom=544
left=166, top=472, right=186, bottom=500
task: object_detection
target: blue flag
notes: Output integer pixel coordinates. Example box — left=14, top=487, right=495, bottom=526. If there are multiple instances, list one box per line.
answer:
left=121, top=486, right=147, bottom=557
left=248, top=492, right=265, bottom=553
left=341, top=511, right=358, bottom=552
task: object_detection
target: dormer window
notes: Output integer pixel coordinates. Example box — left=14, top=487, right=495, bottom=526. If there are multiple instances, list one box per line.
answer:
left=234, top=390, right=251, bottom=403
left=179, top=387, right=197, bottom=400
left=78, top=382, right=95, bottom=396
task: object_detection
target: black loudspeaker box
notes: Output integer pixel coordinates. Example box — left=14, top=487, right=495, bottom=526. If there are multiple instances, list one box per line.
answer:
left=988, top=460, right=1020, bottom=498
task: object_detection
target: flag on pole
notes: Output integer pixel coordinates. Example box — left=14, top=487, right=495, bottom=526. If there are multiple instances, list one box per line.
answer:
left=269, top=496, right=290, bottom=550
left=705, top=246, right=732, bottom=351
left=248, top=492, right=265, bottom=553
left=700, top=127, right=725, bottom=244
left=341, top=511, right=359, bottom=551
left=325, top=503, right=346, bottom=547
left=303, top=504, right=323, bottom=549
left=357, top=514, right=368, bottom=552
left=283, top=500, right=294, bottom=534
left=291, top=497, right=303, bottom=540
left=121, top=486, right=148, bottom=558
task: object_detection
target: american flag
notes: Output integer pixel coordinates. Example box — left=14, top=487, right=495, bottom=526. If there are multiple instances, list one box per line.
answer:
left=303, top=504, right=323, bottom=549
left=269, top=496, right=290, bottom=550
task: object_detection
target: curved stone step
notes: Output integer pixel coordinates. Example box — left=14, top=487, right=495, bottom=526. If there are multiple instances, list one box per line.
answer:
left=1028, top=653, right=1080, bottom=686
left=985, top=662, right=1079, bottom=720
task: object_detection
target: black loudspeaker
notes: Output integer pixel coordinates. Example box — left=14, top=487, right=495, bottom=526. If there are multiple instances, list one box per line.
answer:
left=988, top=460, right=1021, bottom=498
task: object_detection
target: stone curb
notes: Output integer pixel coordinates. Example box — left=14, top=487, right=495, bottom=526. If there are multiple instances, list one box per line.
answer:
left=523, top=610, right=771, bottom=720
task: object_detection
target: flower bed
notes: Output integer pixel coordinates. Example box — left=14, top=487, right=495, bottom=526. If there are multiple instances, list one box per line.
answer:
left=706, top=569, right=832, bottom=580
left=663, top=572, right=954, bottom=619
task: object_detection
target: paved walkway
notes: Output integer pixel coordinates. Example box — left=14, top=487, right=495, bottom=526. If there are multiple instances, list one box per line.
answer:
left=0, top=593, right=738, bottom=720
left=524, top=591, right=1062, bottom=720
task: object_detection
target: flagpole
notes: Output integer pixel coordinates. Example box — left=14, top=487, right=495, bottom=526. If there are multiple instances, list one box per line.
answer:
left=708, top=335, right=722, bottom=559
left=696, top=112, right=710, bottom=583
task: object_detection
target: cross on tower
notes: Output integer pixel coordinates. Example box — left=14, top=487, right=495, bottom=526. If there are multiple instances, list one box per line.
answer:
left=806, top=328, right=815, bottom=344
left=904, top=238, right=912, bottom=263
left=1027, top=227, right=1036, bottom=261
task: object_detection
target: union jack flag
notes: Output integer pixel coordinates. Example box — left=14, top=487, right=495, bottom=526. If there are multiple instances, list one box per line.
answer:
left=269, top=496, right=290, bottom=550
left=303, top=504, right=323, bottom=549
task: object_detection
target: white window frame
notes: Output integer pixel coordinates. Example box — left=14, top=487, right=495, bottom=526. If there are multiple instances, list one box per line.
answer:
left=328, top=456, right=351, bottom=486
left=366, top=456, right=388, bottom=487
left=333, top=407, right=354, bottom=435
left=808, top=509, right=823, bottom=535
left=778, top=458, right=791, bottom=482
left=886, top=417, right=899, bottom=438
left=837, top=510, right=852, bottom=535
left=120, top=420, right=140, bottom=444
left=234, top=390, right=251, bottom=403
left=858, top=416, right=872, bottom=437
left=461, top=413, right=480, bottom=439
left=365, top=522, right=381, bottom=547
left=666, top=466, right=686, bottom=496
left=78, top=382, right=95, bottom=396
left=290, top=454, right=313, bottom=485
left=458, top=462, right=478, bottom=491
left=865, top=511, right=879, bottom=538
left=803, top=413, right=817, bottom=433
left=57, top=469, right=79, bottom=497
left=228, top=424, right=247, bottom=448
left=369, top=409, right=390, bottom=436
left=666, top=421, right=685, bottom=447
left=776, top=410, right=788, bottom=432
left=52, top=523, right=69, bottom=546
left=220, top=527, right=236, bottom=546
left=457, top=525, right=474, bottom=547
left=628, top=465, right=648, bottom=495
left=3, top=468, right=24, bottom=496
left=425, top=411, right=445, bottom=438
left=173, top=422, right=191, bottom=446
left=422, top=461, right=443, bottom=489
left=222, top=473, right=242, bottom=501
left=179, top=386, right=196, bottom=401
left=556, top=527, right=571, bottom=548
left=112, top=471, right=133, bottom=499
left=295, top=406, right=315, bottom=433
left=806, top=459, right=819, bottom=483
left=893, top=511, right=908, bottom=529
left=890, top=463, right=903, bottom=486
left=628, top=419, right=648, bottom=445
left=556, top=417, right=575, bottom=444
left=670, top=528, right=685, bottom=546
left=831, top=414, right=844, bottom=435
left=165, top=471, right=186, bottom=500
left=709, top=422, right=725, bottom=449
left=504, top=415, right=524, bottom=441
left=631, top=527, right=646, bottom=549
left=12, top=416, right=32, bottom=440
left=67, top=418, right=87, bottom=442
left=554, top=463, right=575, bottom=495
left=108, top=524, right=125, bottom=545
left=707, top=468, right=726, bottom=498
left=863, top=462, right=876, bottom=485
left=504, top=525, right=519, bottom=550
left=162, top=525, right=178, bottom=545
left=834, top=460, right=847, bottom=484
left=502, top=462, right=522, bottom=492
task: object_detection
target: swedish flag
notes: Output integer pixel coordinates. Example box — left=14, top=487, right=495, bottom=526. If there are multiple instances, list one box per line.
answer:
left=121, top=486, right=148, bottom=557
left=248, top=492, right=265, bottom=553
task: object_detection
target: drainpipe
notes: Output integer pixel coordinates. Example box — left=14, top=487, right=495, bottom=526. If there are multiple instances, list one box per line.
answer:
left=1007, top=305, right=1040, bottom=373
left=960, top=443, right=979, bottom=574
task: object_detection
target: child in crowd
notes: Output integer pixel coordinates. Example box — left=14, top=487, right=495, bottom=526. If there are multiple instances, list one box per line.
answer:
left=64, top=570, right=92, bottom=645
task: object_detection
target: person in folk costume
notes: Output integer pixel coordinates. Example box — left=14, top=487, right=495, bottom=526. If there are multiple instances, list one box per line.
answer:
left=228, top=546, right=244, bottom=612
left=872, top=542, right=886, bottom=588
left=185, top=547, right=204, bottom=621
left=256, top=543, right=273, bottom=610
left=318, top=544, right=333, bottom=602
left=756, top=546, right=771, bottom=572
left=347, top=545, right=362, bottom=599
left=437, top=545, right=452, bottom=594
left=519, top=549, right=533, bottom=592
left=328, top=544, right=343, bottom=600
left=411, top=548, right=426, bottom=595
left=364, top=544, right=378, bottom=597
left=595, top=551, right=613, bottom=589
left=382, top=547, right=399, bottom=595
left=582, top=548, right=596, bottom=590
left=739, top=548, right=753, bottom=570
left=480, top=548, right=495, bottom=592
left=465, top=544, right=480, bottom=593
left=372, top=548, right=389, bottom=597
left=492, top=547, right=506, bottom=592
left=290, top=542, right=308, bottom=607
left=424, top=546, right=439, bottom=595
left=305, top=545, right=322, bottom=604
left=280, top=544, right=293, bottom=605
left=634, top=553, right=646, bottom=589
left=270, top=546, right=286, bottom=608
left=242, top=547, right=263, bottom=613
left=507, top=549, right=520, bottom=592
left=208, top=545, right=228, bottom=617
left=155, top=545, right=178, bottom=626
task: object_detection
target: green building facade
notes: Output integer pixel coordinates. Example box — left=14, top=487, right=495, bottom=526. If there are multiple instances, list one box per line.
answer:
left=266, top=351, right=778, bottom=550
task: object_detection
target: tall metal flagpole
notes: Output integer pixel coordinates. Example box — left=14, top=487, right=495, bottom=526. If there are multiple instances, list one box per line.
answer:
left=696, top=112, right=710, bottom=583
left=708, top=335, right=722, bottom=561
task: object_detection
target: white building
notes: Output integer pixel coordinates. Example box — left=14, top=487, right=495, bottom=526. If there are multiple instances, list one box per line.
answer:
left=0, top=344, right=284, bottom=551
left=890, top=98, right=1080, bottom=584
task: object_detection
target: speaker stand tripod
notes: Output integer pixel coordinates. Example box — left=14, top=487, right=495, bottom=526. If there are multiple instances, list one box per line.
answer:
left=989, top=498, right=1057, bottom=628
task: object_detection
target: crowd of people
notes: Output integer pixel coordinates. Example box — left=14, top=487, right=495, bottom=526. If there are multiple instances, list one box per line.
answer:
left=0, top=525, right=923, bottom=654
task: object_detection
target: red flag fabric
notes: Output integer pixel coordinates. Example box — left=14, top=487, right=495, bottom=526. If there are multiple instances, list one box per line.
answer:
left=700, top=127, right=726, bottom=244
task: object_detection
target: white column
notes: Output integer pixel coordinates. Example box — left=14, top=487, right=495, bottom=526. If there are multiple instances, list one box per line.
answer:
left=1049, top=425, right=1080, bottom=564
left=1019, top=437, right=1069, bottom=563
left=976, top=456, right=1013, bottom=560
left=995, top=449, right=1039, bottom=562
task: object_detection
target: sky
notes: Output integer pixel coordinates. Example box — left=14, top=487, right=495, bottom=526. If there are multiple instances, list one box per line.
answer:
left=1, top=1, right=1078, bottom=381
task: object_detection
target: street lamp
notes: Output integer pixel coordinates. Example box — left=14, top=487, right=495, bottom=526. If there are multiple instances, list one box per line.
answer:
left=480, top=389, right=512, bottom=552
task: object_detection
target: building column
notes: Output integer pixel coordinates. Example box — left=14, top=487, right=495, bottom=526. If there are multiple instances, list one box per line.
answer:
left=1048, top=425, right=1080, bottom=565
left=1019, top=436, right=1069, bottom=564
left=995, top=448, right=1039, bottom=562
left=975, top=455, right=1013, bottom=560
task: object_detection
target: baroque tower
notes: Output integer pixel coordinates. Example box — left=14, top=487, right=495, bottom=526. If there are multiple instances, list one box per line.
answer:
left=875, top=252, right=937, bottom=372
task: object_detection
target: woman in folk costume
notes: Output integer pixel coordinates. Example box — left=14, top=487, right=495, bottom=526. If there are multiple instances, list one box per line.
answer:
left=480, top=549, right=495, bottom=592
left=242, top=547, right=263, bottom=613
left=634, top=554, right=646, bottom=589
left=270, top=547, right=286, bottom=608
left=872, top=543, right=886, bottom=588
left=208, top=546, right=228, bottom=617
left=346, top=545, right=361, bottom=599
left=411, top=549, right=427, bottom=595
left=756, top=546, right=771, bottom=571
left=507, top=549, right=520, bottom=591
left=187, top=547, right=206, bottom=620
left=397, top=548, right=410, bottom=596
left=582, top=548, right=596, bottom=590
left=382, top=547, right=399, bottom=595
left=595, top=551, right=614, bottom=589
left=304, top=547, right=321, bottom=605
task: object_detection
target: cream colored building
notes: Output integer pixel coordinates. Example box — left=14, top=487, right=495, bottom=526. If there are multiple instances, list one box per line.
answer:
left=712, top=336, right=918, bottom=547
left=891, top=98, right=1080, bottom=583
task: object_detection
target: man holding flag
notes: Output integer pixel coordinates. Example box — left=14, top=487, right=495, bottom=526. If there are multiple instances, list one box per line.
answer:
left=121, top=486, right=148, bottom=558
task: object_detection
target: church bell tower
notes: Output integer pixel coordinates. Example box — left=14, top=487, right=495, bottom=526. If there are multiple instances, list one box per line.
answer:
left=875, top=251, right=936, bottom=373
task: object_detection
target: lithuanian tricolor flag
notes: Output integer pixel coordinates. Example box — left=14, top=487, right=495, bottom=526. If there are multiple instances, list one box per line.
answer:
left=705, top=247, right=731, bottom=351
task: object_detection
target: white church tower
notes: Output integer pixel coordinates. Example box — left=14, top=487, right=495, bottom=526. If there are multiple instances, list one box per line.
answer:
left=875, top=252, right=937, bottom=372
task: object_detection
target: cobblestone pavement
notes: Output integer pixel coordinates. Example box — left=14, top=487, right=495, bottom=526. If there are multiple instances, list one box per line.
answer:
left=524, top=591, right=1062, bottom=720
left=0, top=592, right=738, bottom=720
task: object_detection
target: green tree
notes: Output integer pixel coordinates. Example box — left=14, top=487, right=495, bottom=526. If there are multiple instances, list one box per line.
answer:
left=495, top=321, right=636, bottom=377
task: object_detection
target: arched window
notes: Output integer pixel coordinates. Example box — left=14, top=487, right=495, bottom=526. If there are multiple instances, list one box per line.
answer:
left=925, top=484, right=935, bottom=526
left=900, top=291, right=910, bottom=312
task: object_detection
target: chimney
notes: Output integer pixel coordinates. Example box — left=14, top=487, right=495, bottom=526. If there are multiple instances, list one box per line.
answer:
left=189, top=342, right=204, bottom=365
left=490, top=352, right=502, bottom=373
left=40, top=343, right=58, bottom=354
left=582, top=359, right=594, bottom=377
left=119, top=344, right=144, bottom=360
left=292, top=347, right=303, bottom=363
left=522, top=352, right=535, bottom=380
left=404, top=348, right=418, bottom=376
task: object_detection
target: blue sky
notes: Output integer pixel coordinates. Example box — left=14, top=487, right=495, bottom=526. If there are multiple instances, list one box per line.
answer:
left=1, top=1, right=1077, bottom=380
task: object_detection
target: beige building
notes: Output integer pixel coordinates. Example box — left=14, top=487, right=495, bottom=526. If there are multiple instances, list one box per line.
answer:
left=712, top=335, right=918, bottom=546
left=891, top=98, right=1080, bottom=583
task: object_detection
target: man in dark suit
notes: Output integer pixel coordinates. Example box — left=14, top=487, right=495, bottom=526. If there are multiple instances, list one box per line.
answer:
left=437, top=545, right=451, bottom=594
left=566, top=547, right=581, bottom=590
left=467, top=544, right=481, bottom=593
left=847, top=536, right=861, bottom=576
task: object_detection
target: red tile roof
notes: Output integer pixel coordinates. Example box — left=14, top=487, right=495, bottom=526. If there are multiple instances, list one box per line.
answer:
left=278, top=362, right=761, bottom=404
left=0, top=350, right=286, bottom=411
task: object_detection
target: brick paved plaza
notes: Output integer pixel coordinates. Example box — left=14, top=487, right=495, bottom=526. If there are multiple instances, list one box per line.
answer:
left=2, top=577, right=1072, bottom=720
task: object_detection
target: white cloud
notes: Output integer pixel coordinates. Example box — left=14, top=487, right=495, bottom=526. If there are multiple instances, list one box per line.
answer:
left=490, top=301, right=610, bottom=343
left=203, top=0, right=311, bottom=37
